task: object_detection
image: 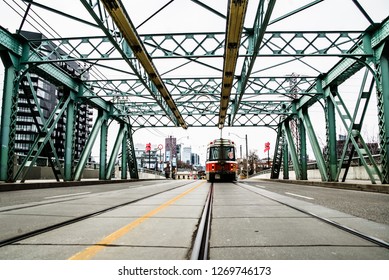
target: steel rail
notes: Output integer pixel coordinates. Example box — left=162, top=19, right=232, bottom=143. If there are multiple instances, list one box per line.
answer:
left=190, top=183, right=214, bottom=260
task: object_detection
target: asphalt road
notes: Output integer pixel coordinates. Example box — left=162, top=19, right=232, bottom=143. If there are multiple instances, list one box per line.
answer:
left=245, top=179, right=389, bottom=225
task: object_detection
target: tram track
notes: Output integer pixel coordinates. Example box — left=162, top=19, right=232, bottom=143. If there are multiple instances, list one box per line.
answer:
left=0, top=181, right=196, bottom=248
left=234, top=182, right=389, bottom=250
left=190, top=183, right=214, bottom=260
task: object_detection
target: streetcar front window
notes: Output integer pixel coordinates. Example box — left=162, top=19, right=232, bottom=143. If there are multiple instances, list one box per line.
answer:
left=209, top=146, right=235, bottom=160
left=209, top=147, right=219, bottom=160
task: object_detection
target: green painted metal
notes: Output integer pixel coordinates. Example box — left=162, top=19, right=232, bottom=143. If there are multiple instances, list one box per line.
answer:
left=99, top=114, right=108, bottom=180
left=329, top=77, right=381, bottom=184
left=270, top=125, right=284, bottom=179
left=231, top=0, right=276, bottom=124
left=64, top=97, right=75, bottom=181
left=22, top=29, right=370, bottom=62
left=1, top=2, right=389, bottom=184
left=0, top=53, right=18, bottom=181
left=4, top=43, right=30, bottom=182
left=14, top=73, right=67, bottom=182
left=13, top=93, right=70, bottom=182
left=79, top=0, right=184, bottom=129
left=283, top=138, right=289, bottom=180
left=126, top=126, right=139, bottom=179
left=298, top=108, right=328, bottom=181
left=283, top=121, right=301, bottom=180
left=376, top=42, right=389, bottom=184
left=106, top=124, right=126, bottom=180
left=324, top=88, right=338, bottom=181
left=121, top=127, right=128, bottom=180
left=73, top=112, right=106, bottom=181
left=299, top=118, right=307, bottom=180
left=0, top=27, right=23, bottom=56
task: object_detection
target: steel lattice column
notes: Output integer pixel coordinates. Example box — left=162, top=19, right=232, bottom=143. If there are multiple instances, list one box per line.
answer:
left=299, top=108, right=328, bottom=181
left=74, top=111, right=106, bottom=181
left=283, top=120, right=301, bottom=179
left=283, top=137, right=289, bottom=180
left=99, top=114, right=108, bottom=180
left=106, top=123, right=126, bottom=180
left=377, top=43, right=389, bottom=184
left=298, top=117, right=307, bottom=180
left=64, top=96, right=75, bottom=181
left=121, top=127, right=128, bottom=179
left=324, top=87, right=338, bottom=181
left=0, top=53, right=18, bottom=181
left=126, top=126, right=139, bottom=179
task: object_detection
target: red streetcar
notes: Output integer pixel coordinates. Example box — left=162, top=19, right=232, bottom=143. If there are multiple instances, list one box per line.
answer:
left=205, top=138, right=238, bottom=182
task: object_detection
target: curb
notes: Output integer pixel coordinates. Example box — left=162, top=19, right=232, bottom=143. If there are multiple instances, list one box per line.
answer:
left=255, top=178, right=389, bottom=194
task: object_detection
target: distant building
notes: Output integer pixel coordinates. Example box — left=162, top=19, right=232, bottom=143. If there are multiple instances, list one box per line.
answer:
left=182, top=147, right=192, bottom=164
left=323, top=134, right=379, bottom=160
left=191, top=153, right=200, bottom=165
left=165, top=136, right=177, bottom=163
left=15, top=31, right=92, bottom=164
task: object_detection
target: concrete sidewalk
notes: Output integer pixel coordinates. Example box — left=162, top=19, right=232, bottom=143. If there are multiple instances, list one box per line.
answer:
left=245, top=173, right=389, bottom=194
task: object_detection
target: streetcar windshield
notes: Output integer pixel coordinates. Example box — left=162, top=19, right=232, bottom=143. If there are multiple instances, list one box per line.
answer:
left=209, top=146, right=235, bottom=161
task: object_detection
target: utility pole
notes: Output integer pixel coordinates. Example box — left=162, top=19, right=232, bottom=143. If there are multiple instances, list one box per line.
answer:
left=245, top=134, right=248, bottom=176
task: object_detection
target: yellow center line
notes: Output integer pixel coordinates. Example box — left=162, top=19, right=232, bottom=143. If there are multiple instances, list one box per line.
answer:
left=68, top=181, right=206, bottom=260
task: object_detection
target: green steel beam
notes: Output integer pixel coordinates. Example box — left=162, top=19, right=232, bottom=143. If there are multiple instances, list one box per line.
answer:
left=80, top=0, right=186, bottom=129
left=376, top=42, right=389, bottom=183
left=1, top=26, right=126, bottom=122
left=299, top=118, right=307, bottom=180
left=283, top=121, right=301, bottom=180
left=106, top=124, right=126, bottom=180
left=324, top=87, right=338, bottom=181
left=121, top=128, right=128, bottom=179
left=74, top=112, right=107, bottom=181
left=283, top=139, right=289, bottom=180
left=13, top=93, right=70, bottom=182
left=99, top=115, right=108, bottom=180
left=25, top=31, right=367, bottom=62
left=126, top=126, right=139, bottom=179
left=231, top=0, right=276, bottom=125
left=270, top=124, right=284, bottom=179
left=64, top=97, right=75, bottom=181
left=329, top=79, right=381, bottom=184
left=298, top=108, right=328, bottom=181
left=297, top=17, right=389, bottom=112
left=0, top=27, right=23, bottom=56
left=0, top=52, right=19, bottom=181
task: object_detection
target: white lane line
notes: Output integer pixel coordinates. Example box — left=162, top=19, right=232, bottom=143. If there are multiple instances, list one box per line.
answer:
left=256, top=185, right=267, bottom=189
left=285, top=192, right=314, bottom=200
left=44, top=192, right=91, bottom=199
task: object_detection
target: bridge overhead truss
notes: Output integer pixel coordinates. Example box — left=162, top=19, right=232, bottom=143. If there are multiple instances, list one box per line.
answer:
left=0, top=0, right=389, bottom=184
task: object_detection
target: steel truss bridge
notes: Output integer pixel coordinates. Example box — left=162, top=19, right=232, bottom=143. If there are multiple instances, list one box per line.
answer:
left=0, top=0, right=389, bottom=184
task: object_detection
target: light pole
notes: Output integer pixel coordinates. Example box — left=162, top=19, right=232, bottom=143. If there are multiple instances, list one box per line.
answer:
left=229, top=132, right=249, bottom=178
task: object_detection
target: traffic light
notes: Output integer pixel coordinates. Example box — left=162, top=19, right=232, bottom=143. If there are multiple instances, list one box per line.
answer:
left=146, top=143, right=151, bottom=152
left=264, top=142, right=270, bottom=152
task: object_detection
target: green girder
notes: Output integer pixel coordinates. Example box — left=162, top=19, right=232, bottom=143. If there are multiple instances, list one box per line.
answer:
left=1, top=2, right=389, bottom=184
